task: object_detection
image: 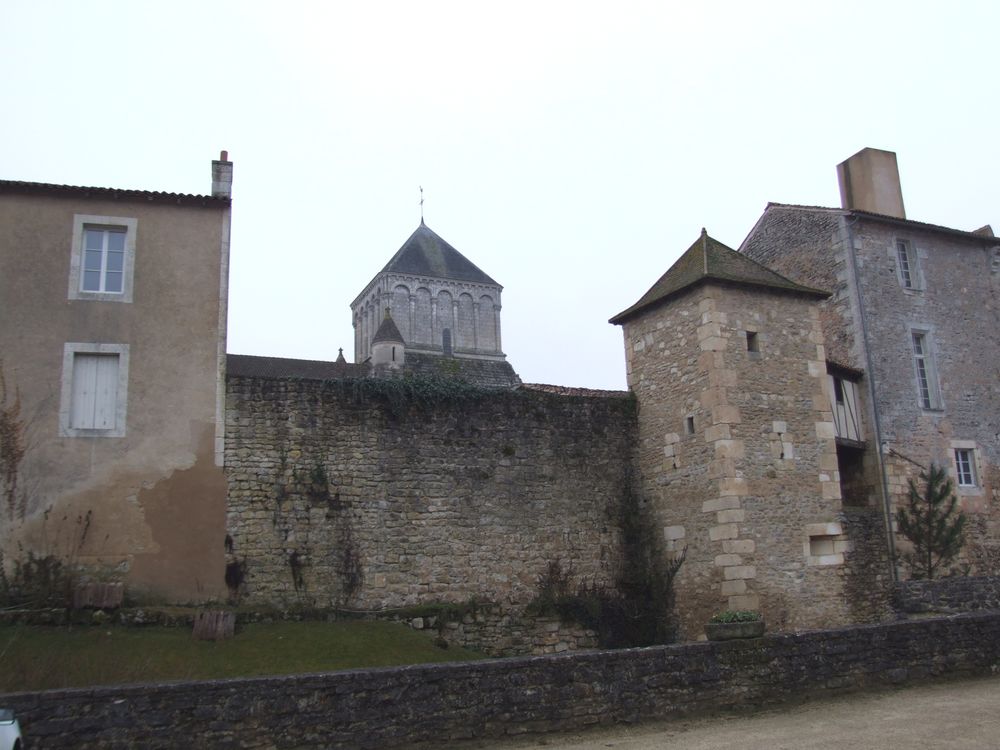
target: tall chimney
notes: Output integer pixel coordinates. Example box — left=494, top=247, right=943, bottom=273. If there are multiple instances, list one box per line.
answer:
left=211, top=150, right=233, bottom=199
left=836, top=147, right=905, bottom=219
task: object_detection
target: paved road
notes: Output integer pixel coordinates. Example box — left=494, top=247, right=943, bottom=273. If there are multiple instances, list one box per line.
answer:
left=471, top=676, right=1000, bottom=750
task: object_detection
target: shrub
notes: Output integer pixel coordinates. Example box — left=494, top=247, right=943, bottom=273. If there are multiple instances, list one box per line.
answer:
left=709, top=609, right=761, bottom=624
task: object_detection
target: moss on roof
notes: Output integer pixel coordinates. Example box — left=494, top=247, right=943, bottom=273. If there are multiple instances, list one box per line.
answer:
left=609, top=229, right=829, bottom=325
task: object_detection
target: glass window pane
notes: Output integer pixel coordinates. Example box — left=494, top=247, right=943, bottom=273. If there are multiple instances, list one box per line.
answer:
left=105, top=272, right=123, bottom=293
left=84, top=249, right=104, bottom=271
left=85, top=229, right=104, bottom=251
left=83, top=270, right=101, bottom=291
left=107, top=231, right=126, bottom=253
left=106, top=251, right=124, bottom=272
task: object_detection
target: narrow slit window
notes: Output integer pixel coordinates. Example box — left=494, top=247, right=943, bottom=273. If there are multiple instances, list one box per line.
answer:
left=746, top=331, right=759, bottom=353
left=911, top=332, right=939, bottom=409
left=897, top=240, right=914, bottom=288
left=685, top=416, right=695, bottom=435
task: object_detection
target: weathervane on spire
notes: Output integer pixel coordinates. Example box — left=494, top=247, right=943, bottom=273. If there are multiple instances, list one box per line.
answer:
left=419, top=186, right=425, bottom=224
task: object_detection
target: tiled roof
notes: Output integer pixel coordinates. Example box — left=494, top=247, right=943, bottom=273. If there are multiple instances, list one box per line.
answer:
left=0, top=180, right=229, bottom=208
left=380, top=222, right=499, bottom=285
left=764, top=203, right=996, bottom=243
left=520, top=383, right=631, bottom=398
left=610, top=229, right=829, bottom=325
left=826, top=359, right=864, bottom=380
left=227, top=354, right=369, bottom=380
left=402, top=352, right=522, bottom=388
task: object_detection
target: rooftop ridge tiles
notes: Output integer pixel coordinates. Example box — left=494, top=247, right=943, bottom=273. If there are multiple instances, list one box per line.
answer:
left=0, top=179, right=228, bottom=206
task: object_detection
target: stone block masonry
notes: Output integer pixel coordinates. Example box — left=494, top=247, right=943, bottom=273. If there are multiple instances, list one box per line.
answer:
left=895, top=575, right=1000, bottom=614
left=225, top=376, right=637, bottom=634
left=5, top=613, right=1000, bottom=748
left=621, top=282, right=875, bottom=638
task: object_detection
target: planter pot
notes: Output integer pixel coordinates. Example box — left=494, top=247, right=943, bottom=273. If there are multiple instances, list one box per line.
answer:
left=705, top=619, right=765, bottom=641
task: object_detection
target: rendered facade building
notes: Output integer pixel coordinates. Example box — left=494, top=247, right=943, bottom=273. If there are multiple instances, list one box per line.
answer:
left=0, top=155, right=233, bottom=601
left=739, top=147, right=1000, bottom=574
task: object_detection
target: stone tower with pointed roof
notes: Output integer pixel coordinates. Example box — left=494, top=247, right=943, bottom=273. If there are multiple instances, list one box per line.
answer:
left=351, top=222, right=507, bottom=364
left=370, top=307, right=406, bottom=370
left=612, top=230, right=857, bottom=639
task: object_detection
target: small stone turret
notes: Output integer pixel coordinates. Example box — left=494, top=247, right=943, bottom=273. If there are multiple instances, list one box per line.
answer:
left=370, top=308, right=405, bottom=369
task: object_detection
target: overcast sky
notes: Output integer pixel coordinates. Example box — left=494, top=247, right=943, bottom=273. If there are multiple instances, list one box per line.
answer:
left=3, top=1, right=997, bottom=389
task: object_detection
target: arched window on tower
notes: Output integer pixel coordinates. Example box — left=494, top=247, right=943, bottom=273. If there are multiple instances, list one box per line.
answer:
left=456, top=293, right=474, bottom=350
left=478, top=294, right=496, bottom=352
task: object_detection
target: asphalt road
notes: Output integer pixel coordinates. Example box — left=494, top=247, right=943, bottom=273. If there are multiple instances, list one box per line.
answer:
left=470, top=676, right=1000, bottom=750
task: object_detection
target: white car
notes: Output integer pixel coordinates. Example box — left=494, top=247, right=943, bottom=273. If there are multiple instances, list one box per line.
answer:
left=0, top=709, right=21, bottom=750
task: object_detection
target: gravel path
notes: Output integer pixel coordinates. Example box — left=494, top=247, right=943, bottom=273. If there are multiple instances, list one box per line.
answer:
left=469, top=676, right=1000, bottom=750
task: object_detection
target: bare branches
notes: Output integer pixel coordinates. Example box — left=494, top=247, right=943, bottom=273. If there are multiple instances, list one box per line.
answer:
left=0, top=360, right=27, bottom=521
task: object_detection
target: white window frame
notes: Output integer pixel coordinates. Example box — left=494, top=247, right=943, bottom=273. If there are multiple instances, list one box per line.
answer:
left=910, top=329, right=942, bottom=411
left=893, top=238, right=924, bottom=291
left=950, top=440, right=982, bottom=495
left=68, top=214, right=137, bottom=303
left=59, top=343, right=130, bottom=437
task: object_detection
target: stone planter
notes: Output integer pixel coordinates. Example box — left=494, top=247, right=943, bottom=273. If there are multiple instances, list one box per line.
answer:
left=705, top=619, right=765, bottom=641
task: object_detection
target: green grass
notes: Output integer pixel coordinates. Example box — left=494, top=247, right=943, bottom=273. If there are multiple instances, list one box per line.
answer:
left=0, top=621, right=485, bottom=692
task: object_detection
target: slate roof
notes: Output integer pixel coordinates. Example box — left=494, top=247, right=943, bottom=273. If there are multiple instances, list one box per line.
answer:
left=379, top=221, right=499, bottom=286
left=227, top=354, right=369, bottom=380
left=610, top=229, right=829, bottom=325
left=0, top=180, right=229, bottom=208
left=371, top=313, right=405, bottom=344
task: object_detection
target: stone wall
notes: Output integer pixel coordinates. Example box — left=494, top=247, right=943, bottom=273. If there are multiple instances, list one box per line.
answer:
left=741, top=205, right=1000, bottom=577
left=854, top=220, right=1000, bottom=571
left=6, top=613, right=1000, bottom=749
left=620, top=282, right=884, bottom=638
left=740, top=206, right=859, bottom=368
left=225, top=376, right=636, bottom=624
left=895, top=575, right=1000, bottom=614
left=385, top=606, right=598, bottom=656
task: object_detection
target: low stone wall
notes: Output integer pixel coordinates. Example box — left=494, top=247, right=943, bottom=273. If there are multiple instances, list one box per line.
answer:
left=5, top=613, right=1000, bottom=749
left=895, top=575, right=1000, bottom=613
left=382, top=606, right=598, bottom=656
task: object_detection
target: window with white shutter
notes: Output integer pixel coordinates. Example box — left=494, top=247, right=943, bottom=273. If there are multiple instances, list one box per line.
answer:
left=60, top=343, right=129, bottom=437
left=70, top=354, right=119, bottom=429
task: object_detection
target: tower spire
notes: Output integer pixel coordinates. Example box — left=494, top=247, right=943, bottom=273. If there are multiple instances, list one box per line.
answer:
left=419, top=185, right=425, bottom=224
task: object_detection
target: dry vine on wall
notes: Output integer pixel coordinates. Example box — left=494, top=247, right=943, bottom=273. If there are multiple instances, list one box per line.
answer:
left=0, top=361, right=27, bottom=522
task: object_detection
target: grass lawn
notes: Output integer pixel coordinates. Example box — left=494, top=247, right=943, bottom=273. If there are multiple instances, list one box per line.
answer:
left=0, top=620, right=485, bottom=693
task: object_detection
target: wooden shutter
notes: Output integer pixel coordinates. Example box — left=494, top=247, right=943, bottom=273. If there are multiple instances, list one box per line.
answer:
left=70, top=353, right=119, bottom=429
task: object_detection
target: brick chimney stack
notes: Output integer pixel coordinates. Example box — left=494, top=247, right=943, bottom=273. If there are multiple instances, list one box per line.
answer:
left=211, top=150, right=233, bottom=199
left=837, top=147, right=905, bottom=219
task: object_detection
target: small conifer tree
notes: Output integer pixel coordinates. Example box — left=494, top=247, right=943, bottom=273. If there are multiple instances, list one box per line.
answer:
left=895, top=463, right=967, bottom=579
